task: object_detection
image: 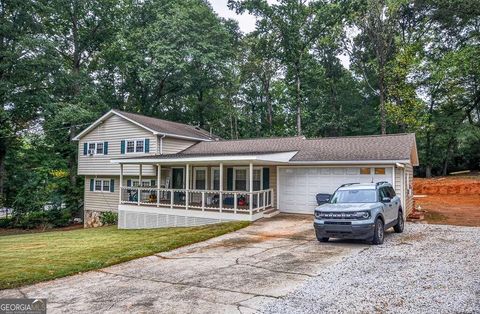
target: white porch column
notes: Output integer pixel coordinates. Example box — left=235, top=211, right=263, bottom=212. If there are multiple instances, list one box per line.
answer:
left=186, top=163, right=190, bottom=209
left=138, top=164, right=142, bottom=205
left=249, top=162, right=253, bottom=213
left=219, top=162, right=223, bottom=212
left=119, top=163, right=123, bottom=203
left=157, top=164, right=161, bottom=207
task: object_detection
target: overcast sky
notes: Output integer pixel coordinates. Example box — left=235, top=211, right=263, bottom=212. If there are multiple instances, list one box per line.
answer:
left=209, top=0, right=258, bottom=33
left=208, top=0, right=350, bottom=68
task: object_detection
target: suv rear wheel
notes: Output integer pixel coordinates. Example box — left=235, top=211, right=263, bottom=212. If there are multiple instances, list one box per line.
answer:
left=393, top=210, right=405, bottom=233
left=371, top=218, right=384, bottom=245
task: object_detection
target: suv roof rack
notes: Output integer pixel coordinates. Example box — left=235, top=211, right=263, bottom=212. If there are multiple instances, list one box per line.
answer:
left=339, top=183, right=360, bottom=188
left=375, top=181, right=390, bottom=186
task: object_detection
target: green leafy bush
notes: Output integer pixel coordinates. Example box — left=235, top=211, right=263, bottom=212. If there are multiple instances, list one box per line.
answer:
left=17, top=211, right=48, bottom=229
left=99, top=212, right=118, bottom=225
left=46, top=209, right=71, bottom=227
left=0, top=217, right=13, bottom=228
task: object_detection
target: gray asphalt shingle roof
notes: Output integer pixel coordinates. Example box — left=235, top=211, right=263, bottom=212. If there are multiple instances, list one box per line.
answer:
left=115, top=110, right=217, bottom=141
left=119, top=133, right=417, bottom=163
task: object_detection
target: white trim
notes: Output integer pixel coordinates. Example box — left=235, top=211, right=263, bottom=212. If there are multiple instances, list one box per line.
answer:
left=287, top=159, right=411, bottom=165
left=73, top=110, right=213, bottom=142
left=111, top=151, right=298, bottom=164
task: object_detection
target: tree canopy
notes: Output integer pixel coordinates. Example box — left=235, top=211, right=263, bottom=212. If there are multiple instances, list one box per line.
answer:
left=0, top=0, right=479, bottom=218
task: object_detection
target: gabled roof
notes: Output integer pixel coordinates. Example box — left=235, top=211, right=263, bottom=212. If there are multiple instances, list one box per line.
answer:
left=73, top=109, right=217, bottom=141
left=112, top=133, right=419, bottom=165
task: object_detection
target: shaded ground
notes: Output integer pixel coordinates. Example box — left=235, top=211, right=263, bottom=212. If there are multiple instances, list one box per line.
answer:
left=0, top=224, right=83, bottom=236
left=413, top=175, right=480, bottom=227
left=0, top=215, right=364, bottom=313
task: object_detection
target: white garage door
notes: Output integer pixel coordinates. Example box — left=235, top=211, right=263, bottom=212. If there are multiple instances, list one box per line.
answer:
left=278, top=167, right=392, bottom=214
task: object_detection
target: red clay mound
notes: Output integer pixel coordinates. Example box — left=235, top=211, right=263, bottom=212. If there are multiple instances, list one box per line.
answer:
left=414, top=177, right=480, bottom=195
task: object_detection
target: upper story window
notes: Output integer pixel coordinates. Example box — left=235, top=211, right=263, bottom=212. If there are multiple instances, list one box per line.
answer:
left=84, top=142, right=108, bottom=155
left=123, top=139, right=150, bottom=154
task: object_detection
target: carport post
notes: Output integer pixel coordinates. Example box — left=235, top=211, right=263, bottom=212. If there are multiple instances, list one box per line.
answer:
left=249, top=162, right=253, bottom=215
left=219, top=162, right=223, bottom=212
left=157, top=164, right=161, bottom=207
left=119, top=163, right=123, bottom=203
left=138, top=164, right=142, bottom=205
left=186, top=163, right=190, bottom=210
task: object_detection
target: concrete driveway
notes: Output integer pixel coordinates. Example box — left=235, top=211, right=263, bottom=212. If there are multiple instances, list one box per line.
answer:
left=0, top=214, right=365, bottom=313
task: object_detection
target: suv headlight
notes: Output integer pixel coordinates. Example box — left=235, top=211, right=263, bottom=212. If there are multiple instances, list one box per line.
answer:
left=353, top=211, right=370, bottom=219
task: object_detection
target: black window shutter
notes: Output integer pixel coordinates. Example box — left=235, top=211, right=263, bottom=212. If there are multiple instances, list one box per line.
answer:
left=104, top=142, right=108, bottom=155
left=227, top=168, right=233, bottom=190
left=127, top=179, right=132, bottom=187
left=83, top=143, right=88, bottom=155
left=145, top=139, right=150, bottom=153
left=263, top=167, right=270, bottom=189
left=110, top=179, right=114, bottom=192
left=120, top=140, right=125, bottom=154
left=89, top=178, right=94, bottom=191
left=151, top=179, right=156, bottom=187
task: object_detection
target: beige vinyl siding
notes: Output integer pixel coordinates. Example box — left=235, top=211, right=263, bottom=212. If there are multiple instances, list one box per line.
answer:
left=269, top=165, right=277, bottom=208
left=78, top=115, right=157, bottom=176
left=405, top=163, right=414, bottom=215
left=161, top=137, right=197, bottom=154
left=84, top=176, right=120, bottom=212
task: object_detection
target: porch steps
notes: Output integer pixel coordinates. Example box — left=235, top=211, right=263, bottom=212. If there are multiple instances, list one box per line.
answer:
left=263, top=208, right=280, bottom=218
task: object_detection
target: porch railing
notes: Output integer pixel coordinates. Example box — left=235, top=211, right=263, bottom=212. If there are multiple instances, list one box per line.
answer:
left=120, top=187, right=273, bottom=215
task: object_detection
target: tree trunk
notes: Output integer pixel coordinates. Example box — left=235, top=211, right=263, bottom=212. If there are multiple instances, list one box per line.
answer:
left=0, top=151, right=5, bottom=206
left=442, top=138, right=455, bottom=176
left=378, top=70, right=387, bottom=134
left=295, top=63, right=302, bottom=135
left=425, top=165, right=432, bottom=178
left=197, top=91, right=205, bottom=128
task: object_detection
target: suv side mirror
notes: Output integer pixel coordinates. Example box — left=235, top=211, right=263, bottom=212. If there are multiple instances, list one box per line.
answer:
left=316, top=193, right=331, bottom=205
left=382, top=197, right=391, bottom=203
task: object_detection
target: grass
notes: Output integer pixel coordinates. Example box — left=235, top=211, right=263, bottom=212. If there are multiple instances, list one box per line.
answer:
left=0, top=221, right=250, bottom=290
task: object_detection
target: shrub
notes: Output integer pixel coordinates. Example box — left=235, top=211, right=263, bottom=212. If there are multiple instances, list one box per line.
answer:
left=17, top=211, right=48, bottom=229
left=46, top=209, right=72, bottom=227
left=99, top=212, right=118, bottom=225
left=0, top=217, right=14, bottom=228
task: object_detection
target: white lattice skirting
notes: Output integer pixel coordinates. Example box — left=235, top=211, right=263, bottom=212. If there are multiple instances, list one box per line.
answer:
left=118, top=205, right=259, bottom=229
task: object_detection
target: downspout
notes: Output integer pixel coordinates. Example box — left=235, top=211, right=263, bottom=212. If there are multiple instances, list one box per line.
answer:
left=159, top=134, right=166, bottom=155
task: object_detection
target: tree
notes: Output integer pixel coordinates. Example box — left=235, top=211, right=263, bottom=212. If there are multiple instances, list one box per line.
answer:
left=230, top=0, right=336, bottom=135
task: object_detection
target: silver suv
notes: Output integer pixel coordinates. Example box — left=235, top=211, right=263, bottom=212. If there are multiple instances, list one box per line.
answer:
left=313, top=182, right=404, bottom=245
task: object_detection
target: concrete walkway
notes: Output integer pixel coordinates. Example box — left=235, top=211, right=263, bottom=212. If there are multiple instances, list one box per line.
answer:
left=0, top=214, right=364, bottom=313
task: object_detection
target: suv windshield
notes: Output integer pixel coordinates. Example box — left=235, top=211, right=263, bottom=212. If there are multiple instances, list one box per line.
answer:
left=330, top=189, right=377, bottom=203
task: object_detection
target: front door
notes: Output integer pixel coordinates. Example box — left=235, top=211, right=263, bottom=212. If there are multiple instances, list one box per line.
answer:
left=172, top=168, right=184, bottom=203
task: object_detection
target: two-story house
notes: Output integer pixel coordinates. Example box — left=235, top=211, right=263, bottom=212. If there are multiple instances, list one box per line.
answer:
left=74, top=110, right=418, bottom=229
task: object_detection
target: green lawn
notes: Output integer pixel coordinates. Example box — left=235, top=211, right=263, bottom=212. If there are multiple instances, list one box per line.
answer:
left=0, top=221, right=249, bottom=290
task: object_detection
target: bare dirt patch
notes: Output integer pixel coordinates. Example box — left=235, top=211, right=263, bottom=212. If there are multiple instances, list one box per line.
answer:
left=413, top=176, right=480, bottom=227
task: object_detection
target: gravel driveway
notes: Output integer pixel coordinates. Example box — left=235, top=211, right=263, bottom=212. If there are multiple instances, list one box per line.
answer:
left=264, top=223, right=480, bottom=314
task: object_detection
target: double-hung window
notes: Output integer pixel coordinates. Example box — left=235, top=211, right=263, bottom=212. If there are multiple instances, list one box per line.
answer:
left=94, top=179, right=111, bottom=192
left=194, top=168, right=207, bottom=190
left=234, top=168, right=247, bottom=191
left=211, top=168, right=220, bottom=190
left=233, top=168, right=263, bottom=191
left=87, top=142, right=105, bottom=155
left=125, top=139, right=146, bottom=153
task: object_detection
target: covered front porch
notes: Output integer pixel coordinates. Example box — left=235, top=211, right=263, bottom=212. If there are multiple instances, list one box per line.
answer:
left=112, top=152, right=296, bottom=228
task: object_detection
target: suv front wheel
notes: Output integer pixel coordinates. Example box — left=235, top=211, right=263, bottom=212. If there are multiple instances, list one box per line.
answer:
left=371, top=218, right=384, bottom=245
left=393, top=210, right=405, bottom=233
